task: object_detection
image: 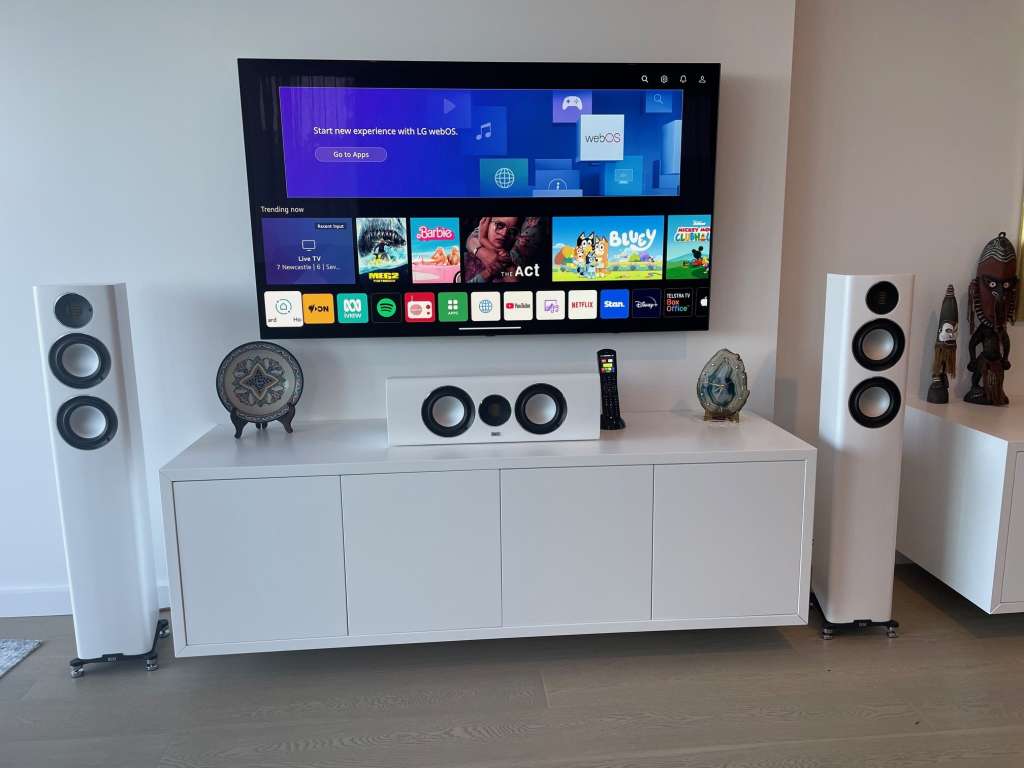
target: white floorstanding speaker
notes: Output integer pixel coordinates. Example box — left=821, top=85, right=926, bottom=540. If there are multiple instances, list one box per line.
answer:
left=34, top=284, right=163, bottom=676
left=813, top=273, right=914, bottom=632
left=387, top=373, right=600, bottom=446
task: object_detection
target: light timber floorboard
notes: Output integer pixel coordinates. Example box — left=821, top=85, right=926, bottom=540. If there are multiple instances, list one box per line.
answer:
left=1, top=565, right=1023, bottom=768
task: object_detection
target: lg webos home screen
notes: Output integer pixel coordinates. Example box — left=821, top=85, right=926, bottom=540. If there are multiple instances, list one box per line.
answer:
left=239, top=60, right=719, bottom=338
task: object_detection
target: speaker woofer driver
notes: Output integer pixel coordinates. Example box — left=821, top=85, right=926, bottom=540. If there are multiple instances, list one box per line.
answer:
left=421, top=386, right=475, bottom=437
left=56, top=396, right=118, bottom=450
left=852, top=319, right=905, bottom=371
left=515, top=383, right=567, bottom=435
left=849, top=377, right=901, bottom=429
left=49, top=333, right=111, bottom=389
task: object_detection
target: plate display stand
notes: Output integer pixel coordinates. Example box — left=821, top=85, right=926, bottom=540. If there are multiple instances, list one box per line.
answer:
left=230, top=403, right=296, bottom=439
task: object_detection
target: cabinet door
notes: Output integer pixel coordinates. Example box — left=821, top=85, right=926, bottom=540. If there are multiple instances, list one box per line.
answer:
left=342, top=470, right=501, bottom=635
left=500, top=465, right=653, bottom=626
left=173, top=476, right=347, bottom=645
left=1000, top=453, right=1024, bottom=603
left=653, top=461, right=806, bottom=619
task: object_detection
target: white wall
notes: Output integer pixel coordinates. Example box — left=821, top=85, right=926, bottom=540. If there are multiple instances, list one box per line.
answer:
left=0, top=0, right=796, bottom=615
left=776, top=0, right=1024, bottom=442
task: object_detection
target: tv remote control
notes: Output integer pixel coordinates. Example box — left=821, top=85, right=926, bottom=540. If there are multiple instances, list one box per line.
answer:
left=597, top=349, right=625, bottom=430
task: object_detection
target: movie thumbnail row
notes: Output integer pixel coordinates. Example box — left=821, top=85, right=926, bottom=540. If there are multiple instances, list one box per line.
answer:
left=263, top=287, right=710, bottom=328
left=261, top=214, right=711, bottom=288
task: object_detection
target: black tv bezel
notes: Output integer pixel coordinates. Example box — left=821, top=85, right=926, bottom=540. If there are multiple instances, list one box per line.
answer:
left=238, top=58, right=720, bottom=339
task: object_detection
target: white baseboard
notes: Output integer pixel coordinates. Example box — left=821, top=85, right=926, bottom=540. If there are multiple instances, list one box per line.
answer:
left=0, top=583, right=170, bottom=618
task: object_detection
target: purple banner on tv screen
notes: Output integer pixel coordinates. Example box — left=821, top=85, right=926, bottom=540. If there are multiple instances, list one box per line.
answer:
left=278, top=86, right=682, bottom=199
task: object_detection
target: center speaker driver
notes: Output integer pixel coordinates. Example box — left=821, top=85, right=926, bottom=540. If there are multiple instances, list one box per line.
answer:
left=813, top=273, right=914, bottom=628
left=386, top=373, right=600, bottom=446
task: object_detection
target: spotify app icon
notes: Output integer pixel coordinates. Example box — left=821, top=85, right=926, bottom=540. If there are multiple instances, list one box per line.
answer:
left=372, top=293, right=402, bottom=323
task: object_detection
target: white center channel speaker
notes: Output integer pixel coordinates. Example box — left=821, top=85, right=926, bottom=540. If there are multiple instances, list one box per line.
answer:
left=387, top=373, right=600, bottom=446
left=34, top=284, right=159, bottom=668
left=813, top=273, right=914, bottom=626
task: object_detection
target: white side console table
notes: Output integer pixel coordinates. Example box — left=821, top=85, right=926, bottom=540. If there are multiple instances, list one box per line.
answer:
left=899, top=399, right=1024, bottom=613
left=160, top=411, right=816, bottom=657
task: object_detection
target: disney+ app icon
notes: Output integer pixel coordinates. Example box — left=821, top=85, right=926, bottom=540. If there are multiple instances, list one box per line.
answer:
left=630, top=289, right=661, bottom=318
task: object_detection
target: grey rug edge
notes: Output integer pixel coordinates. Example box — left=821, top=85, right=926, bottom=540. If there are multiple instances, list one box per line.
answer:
left=0, top=639, right=42, bottom=678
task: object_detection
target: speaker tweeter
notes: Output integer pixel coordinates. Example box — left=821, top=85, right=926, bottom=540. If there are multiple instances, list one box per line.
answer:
left=479, top=394, right=512, bottom=427
left=865, top=281, right=899, bottom=315
left=54, top=292, right=94, bottom=329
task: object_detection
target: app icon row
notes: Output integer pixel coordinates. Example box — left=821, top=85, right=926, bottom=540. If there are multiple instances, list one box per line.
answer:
left=264, top=288, right=708, bottom=328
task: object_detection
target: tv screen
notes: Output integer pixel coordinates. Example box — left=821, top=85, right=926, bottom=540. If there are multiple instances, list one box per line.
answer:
left=238, top=59, right=719, bottom=338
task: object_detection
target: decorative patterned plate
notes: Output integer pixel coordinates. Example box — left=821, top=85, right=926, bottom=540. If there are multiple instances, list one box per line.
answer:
left=216, top=342, right=303, bottom=423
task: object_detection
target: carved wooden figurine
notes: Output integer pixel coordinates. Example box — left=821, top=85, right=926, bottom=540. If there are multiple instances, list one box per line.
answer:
left=926, top=284, right=958, bottom=404
left=965, top=232, right=1018, bottom=406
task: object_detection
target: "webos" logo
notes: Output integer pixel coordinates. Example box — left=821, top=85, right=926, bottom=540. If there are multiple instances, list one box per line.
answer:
left=583, top=132, right=622, bottom=144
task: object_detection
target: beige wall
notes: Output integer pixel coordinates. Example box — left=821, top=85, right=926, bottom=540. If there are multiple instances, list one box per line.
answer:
left=1, top=0, right=796, bottom=615
left=776, top=0, right=1024, bottom=441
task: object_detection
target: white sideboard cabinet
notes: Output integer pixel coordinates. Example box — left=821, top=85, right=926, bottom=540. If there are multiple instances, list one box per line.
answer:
left=899, top=399, right=1024, bottom=613
left=161, top=411, right=816, bottom=657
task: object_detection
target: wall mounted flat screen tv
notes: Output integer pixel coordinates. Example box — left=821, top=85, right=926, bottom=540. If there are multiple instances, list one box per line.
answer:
left=238, top=59, right=719, bottom=338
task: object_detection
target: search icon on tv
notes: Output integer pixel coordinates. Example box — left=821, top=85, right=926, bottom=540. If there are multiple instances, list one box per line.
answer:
left=641, top=74, right=648, bottom=83
left=645, top=91, right=672, bottom=113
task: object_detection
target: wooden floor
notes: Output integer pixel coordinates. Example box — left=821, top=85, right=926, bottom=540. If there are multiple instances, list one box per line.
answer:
left=3, top=565, right=1024, bottom=767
